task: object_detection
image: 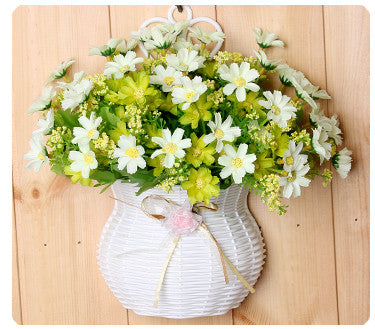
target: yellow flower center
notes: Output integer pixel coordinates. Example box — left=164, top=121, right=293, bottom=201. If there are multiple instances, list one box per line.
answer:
left=287, top=171, right=296, bottom=182
left=215, top=129, right=225, bottom=139
left=181, top=64, right=190, bottom=71
left=271, top=105, right=281, bottom=115
left=163, top=76, right=175, bottom=86
left=38, top=151, right=44, bottom=161
left=185, top=91, right=196, bottom=103
left=125, top=147, right=140, bottom=159
left=202, top=36, right=211, bottom=43
left=192, top=147, right=202, bottom=158
left=331, top=143, right=337, bottom=156
left=134, top=89, right=144, bottom=99
left=87, top=129, right=95, bottom=138
left=231, top=157, right=243, bottom=168
left=120, top=65, right=130, bottom=72
left=282, top=170, right=288, bottom=176
left=195, top=177, right=205, bottom=190
left=83, top=153, right=95, bottom=165
left=286, top=156, right=294, bottom=166
left=163, top=142, right=178, bottom=154
left=234, top=77, right=246, bottom=87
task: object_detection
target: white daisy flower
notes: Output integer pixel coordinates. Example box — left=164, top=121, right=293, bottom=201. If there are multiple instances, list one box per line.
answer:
left=311, top=126, right=332, bottom=164
left=188, top=26, right=226, bottom=44
left=291, top=72, right=330, bottom=109
left=151, top=128, right=192, bottom=168
left=28, top=86, right=56, bottom=114
left=68, top=147, right=98, bottom=179
left=310, top=88, right=331, bottom=100
left=218, top=144, right=256, bottom=184
left=218, top=62, right=260, bottom=102
left=310, top=105, right=342, bottom=145
left=258, top=90, right=297, bottom=128
left=45, top=59, right=75, bottom=84
left=32, top=109, right=54, bottom=136
left=103, top=51, right=144, bottom=80
left=203, top=113, right=241, bottom=153
left=143, top=26, right=177, bottom=50
left=116, top=39, right=138, bottom=54
left=166, top=48, right=205, bottom=72
left=158, top=20, right=190, bottom=36
left=253, top=27, right=284, bottom=48
left=57, top=71, right=86, bottom=90
left=173, top=36, right=201, bottom=52
left=254, top=49, right=281, bottom=70
left=293, top=71, right=331, bottom=101
left=171, top=76, right=207, bottom=111
left=149, top=65, right=183, bottom=92
left=61, top=79, right=93, bottom=110
left=279, top=162, right=311, bottom=198
left=332, top=147, right=352, bottom=178
left=89, top=38, right=123, bottom=56
left=282, top=140, right=308, bottom=172
left=113, top=134, right=146, bottom=174
left=24, top=133, right=49, bottom=172
left=130, top=27, right=152, bottom=43
left=295, top=73, right=330, bottom=101
left=71, top=112, right=102, bottom=149
left=275, top=64, right=297, bottom=86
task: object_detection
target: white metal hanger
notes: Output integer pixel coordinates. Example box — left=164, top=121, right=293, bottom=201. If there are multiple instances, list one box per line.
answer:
left=137, top=5, right=224, bottom=58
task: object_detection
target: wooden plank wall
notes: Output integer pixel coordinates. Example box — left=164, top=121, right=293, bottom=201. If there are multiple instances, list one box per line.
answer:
left=12, top=5, right=370, bottom=325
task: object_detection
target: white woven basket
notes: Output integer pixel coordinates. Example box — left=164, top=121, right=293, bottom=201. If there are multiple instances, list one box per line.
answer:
left=97, top=182, right=266, bottom=318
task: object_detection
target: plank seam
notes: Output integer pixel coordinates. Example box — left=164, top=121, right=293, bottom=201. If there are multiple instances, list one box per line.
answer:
left=107, top=5, right=129, bottom=324
left=108, top=5, right=112, bottom=38
left=321, top=5, right=340, bottom=325
left=12, top=175, right=23, bottom=324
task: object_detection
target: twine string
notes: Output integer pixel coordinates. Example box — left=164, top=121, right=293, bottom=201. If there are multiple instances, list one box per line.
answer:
left=109, top=194, right=255, bottom=307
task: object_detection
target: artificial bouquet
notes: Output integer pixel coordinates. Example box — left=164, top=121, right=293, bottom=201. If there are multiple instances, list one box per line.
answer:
left=25, top=21, right=352, bottom=215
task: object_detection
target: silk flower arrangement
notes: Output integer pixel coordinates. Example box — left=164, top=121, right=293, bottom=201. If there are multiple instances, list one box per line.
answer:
left=24, top=12, right=352, bottom=318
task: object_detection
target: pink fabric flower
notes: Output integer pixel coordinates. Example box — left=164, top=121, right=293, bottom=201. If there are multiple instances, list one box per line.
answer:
left=163, top=203, right=202, bottom=235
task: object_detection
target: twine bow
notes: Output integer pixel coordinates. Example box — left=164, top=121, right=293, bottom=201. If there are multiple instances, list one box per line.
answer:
left=110, top=194, right=255, bottom=307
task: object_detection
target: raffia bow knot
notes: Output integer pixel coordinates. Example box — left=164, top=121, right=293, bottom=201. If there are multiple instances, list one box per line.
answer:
left=110, top=194, right=255, bottom=307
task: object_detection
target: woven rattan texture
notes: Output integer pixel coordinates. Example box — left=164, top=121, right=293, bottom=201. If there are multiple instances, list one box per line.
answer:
left=98, top=182, right=266, bottom=318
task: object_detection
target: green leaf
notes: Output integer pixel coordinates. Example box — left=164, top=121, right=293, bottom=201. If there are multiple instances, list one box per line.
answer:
left=56, top=109, right=80, bottom=130
left=99, top=183, right=114, bottom=194
left=295, top=108, right=304, bottom=126
left=100, top=106, right=120, bottom=127
left=127, top=168, right=155, bottom=184
left=136, top=173, right=168, bottom=196
left=127, top=169, right=168, bottom=196
left=90, top=170, right=117, bottom=185
left=50, top=163, right=65, bottom=175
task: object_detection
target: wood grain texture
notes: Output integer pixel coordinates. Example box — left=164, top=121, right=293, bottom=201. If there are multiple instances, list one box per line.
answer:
left=12, top=6, right=127, bottom=325
left=12, top=5, right=369, bottom=325
left=216, top=5, right=338, bottom=325
left=323, top=5, right=370, bottom=324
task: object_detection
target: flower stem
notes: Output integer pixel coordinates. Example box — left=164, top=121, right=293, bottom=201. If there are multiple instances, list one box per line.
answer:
left=269, top=168, right=284, bottom=174
left=278, top=85, right=286, bottom=92
left=292, top=96, right=299, bottom=102
left=259, top=118, right=269, bottom=127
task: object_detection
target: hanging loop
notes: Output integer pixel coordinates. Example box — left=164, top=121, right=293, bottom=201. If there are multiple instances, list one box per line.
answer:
left=168, top=5, right=193, bottom=22
left=137, top=5, right=224, bottom=57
